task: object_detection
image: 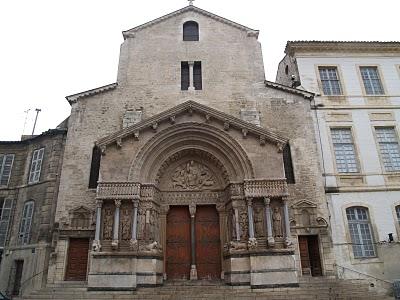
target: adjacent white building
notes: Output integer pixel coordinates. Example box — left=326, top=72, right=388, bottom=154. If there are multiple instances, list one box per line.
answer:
left=276, top=41, right=400, bottom=284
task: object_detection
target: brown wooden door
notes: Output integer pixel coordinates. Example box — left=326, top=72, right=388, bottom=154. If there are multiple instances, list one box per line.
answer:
left=166, top=206, right=191, bottom=280
left=298, top=236, right=311, bottom=275
left=308, top=235, right=322, bottom=276
left=195, top=205, right=221, bottom=280
left=12, top=260, right=24, bottom=295
left=65, top=238, right=89, bottom=281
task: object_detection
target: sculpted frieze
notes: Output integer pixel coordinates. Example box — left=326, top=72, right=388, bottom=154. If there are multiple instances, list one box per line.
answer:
left=161, top=191, right=226, bottom=205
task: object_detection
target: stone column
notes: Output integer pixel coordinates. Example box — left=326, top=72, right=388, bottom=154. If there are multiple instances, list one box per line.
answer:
left=92, top=199, right=103, bottom=251
left=247, top=197, right=257, bottom=249
left=160, top=205, right=169, bottom=280
left=234, top=207, right=240, bottom=241
left=216, top=203, right=226, bottom=280
left=189, top=204, right=197, bottom=280
left=112, top=200, right=121, bottom=249
left=282, top=197, right=292, bottom=246
left=130, top=199, right=139, bottom=249
left=188, top=61, right=195, bottom=91
left=264, top=197, right=275, bottom=247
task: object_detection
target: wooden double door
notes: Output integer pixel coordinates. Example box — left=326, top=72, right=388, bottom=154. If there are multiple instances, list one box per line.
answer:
left=166, top=205, right=221, bottom=280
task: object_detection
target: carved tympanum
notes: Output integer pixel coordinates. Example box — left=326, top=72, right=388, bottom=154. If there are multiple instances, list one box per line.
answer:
left=171, top=160, right=215, bottom=190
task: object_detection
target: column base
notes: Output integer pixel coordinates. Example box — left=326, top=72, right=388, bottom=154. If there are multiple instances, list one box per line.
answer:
left=111, top=240, right=119, bottom=250
left=92, top=240, right=101, bottom=252
left=285, top=237, right=293, bottom=247
left=190, top=265, right=198, bottom=280
left=267, top=237, right=275, bottom=247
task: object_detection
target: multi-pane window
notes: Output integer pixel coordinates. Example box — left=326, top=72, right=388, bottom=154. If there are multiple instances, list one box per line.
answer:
left=318, top=67, right=342, bottom=95
left=18, top=201, right=34, bottom=245
left=360, top=67, right=384, bottom=95
left=28, top=148, right=44, bottom=184
left=0, top=154, right=14, bottom=186
left=183, top=21, right=199, bottom=41
left=0, top=198, right=13, bottom=247
left=331, top=128, right=359, bottom=173
left=396, top=205, right=400, bottom=226
left=375, top=127, right=400, bottom=172
left=346, top=207, right=376, bottom=258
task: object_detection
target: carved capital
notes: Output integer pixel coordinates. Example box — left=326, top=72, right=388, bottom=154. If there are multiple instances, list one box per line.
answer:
left=114, top=200, right=122, bottom=208
left=96, top=199, right=103, bottom=208
left=263, top=197, right=270, bottom=206
left=132, top=200, right=139, bottom=208
left=282, top=196, right=289, bottom=204
left=189, top=203, right=196, bottom=217
left=216, top=202, right=225, bottom=212
left=160, top=204, right=170, bottom=215
left=246, top=197, right=253, bottom=206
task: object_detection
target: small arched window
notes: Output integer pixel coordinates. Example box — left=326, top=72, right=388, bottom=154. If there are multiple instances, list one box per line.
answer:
left=346, top=207, right=375, bottom=258
left=183, top=21, right=199, bottom=41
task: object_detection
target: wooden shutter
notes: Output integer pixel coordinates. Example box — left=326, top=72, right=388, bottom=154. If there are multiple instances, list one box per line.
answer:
left=0, top=198, right=13, bottom=247
left=283, top=144, right=295, bottom=184
left=29, top=148, right=44, bottom=183
left=193, top=61, right=202, bottom=90
left=89, top=146, right=101, bottom=188
left=181, top=62, right=189, bottom=90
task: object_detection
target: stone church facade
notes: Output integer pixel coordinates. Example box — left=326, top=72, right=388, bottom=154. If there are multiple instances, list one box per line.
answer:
left=45, top=5, right=334, bottom=290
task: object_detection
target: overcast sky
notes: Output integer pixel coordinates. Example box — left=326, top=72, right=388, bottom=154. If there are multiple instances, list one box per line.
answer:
left=0, top=0, right=398, bottom=141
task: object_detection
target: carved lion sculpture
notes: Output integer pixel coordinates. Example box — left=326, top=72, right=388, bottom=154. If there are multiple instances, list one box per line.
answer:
left=226, top=241, right=247, bottom=252
left=139, top=241, right=162, bottom=254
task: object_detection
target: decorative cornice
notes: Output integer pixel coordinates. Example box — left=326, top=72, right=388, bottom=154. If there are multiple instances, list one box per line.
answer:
left=285, top=41, right=400, bottom=55
left=96, top=100, right=288, bottom=149
left=243, top=179, right=289, bottom=198
left=65, top=83, right=118, bottom=105
left=122, top=5, right=258, bottom=40
left=264, top=80, right=314, bottom=99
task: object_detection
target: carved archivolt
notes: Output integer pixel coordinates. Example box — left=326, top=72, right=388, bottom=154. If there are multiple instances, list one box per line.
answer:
left=128, top=122, right=255, bottom=183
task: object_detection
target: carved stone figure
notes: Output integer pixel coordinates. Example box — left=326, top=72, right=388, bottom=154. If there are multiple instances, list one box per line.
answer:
left=139, top=241, right=162, bottom=254
left=225, top=241, right=247, bottom=252
left=92, top=240, right=101, bottom=252
left=171, top=161, right=215, bottom=190
left=138, top=207, right=146, bottom=239
left=253, top=206, right=265, bottom=237
left=103, top=207, right=114, bottom=240
left=272, top=207, right=283, bottom=237
left=248, top=237, right=258, bottom=250
left=239, top=208, right=248, bottom=239
left=120, top=207, right=131, bottom=240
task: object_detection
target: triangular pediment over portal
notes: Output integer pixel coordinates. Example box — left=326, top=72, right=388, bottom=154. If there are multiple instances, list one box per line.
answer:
left=96, top=100, right=288, bottom=151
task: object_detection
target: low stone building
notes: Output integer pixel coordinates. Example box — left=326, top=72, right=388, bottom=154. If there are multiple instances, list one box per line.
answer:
left=276, top=41, right=400, bottom=288
left=46, top=4, right=333, bottom=291
left=0, top=127, right=67, bottom=296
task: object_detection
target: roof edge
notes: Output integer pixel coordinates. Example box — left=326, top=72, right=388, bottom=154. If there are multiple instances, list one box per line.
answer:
left=0, top=128, right=67, bottom=145
left=264, top=80, right=314, bottom=99
left=122, top=5, right=258, bottom=39
left=66, top=83, right=118, bottom=105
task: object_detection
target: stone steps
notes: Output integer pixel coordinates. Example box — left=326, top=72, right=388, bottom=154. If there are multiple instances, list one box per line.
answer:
left=17, top=278, right=391, bottom=300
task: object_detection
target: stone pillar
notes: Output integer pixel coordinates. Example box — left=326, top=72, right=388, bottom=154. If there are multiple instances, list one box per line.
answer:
left=112, top=200, right=121, bottom=249
left=216, top=203, right=226, bottom=280
left=188, top=61, right=195, bottom=91
left=189, top=204, right=197, bottom=280
left=263, top=197, right=275, bottom=247
left=160, top=205, right=169, bottom=280
left=92, top=200, right=103, bottom=251
left=282, top=197, right=292, bottom=246
left=234, top=207, right=240, bottom=241
left=130, top=199, right=139, bottom=249
left=247, top=197, right=257, bottom=249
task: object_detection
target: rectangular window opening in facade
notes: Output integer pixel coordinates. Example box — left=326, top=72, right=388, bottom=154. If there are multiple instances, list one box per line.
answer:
left=0, top=154, right=14, bottom=186
left=318, top=67, right=342, bottom=95
left=29, top=148, right=44, bottom=184
left=360, top=66, right=384, bottom=95
left=181, top=61, right=202, bottom=91
left=375, top=127, right=400, bottom=172
left=346, top=207, right=376, bottom=258
left=89, top=146, right=102, bottom=189
left=18, top=201, right=34, bottom=245
left=0, top=198, right=13, bottom=248
left=331, top=128, right=359, bottom=173
left=283, top=144, right=295, bottom=184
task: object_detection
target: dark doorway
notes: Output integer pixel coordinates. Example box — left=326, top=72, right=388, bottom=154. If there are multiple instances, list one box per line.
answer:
left=65, top=238, right=89, bottom=281
left=12, top=260, right=24, bottom=296
left=298, top=235, right=322, bottom=276
left=195, top=205, right=221, bottom=280
left=166, top=206, right=191, bottom=279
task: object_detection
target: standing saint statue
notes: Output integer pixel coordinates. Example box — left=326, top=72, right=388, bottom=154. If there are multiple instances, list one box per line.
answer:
left=103, top=207, right=114, bottom=240
left=272, top=207, right=283, bottom=237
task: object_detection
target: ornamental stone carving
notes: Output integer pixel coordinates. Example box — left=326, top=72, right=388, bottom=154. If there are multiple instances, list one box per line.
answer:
left=171, top=161, right=215, bottom=190
left=272, top=207, right=283, bottom=238
left=120, top=205, right=132, bottom=240
left=103, top=206, right=114, bottom=240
